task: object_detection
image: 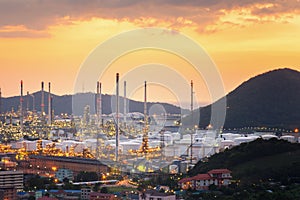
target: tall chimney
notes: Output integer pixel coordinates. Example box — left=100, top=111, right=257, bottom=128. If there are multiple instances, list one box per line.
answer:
left=96, top=82, right=99, bottom=123
left=47, top=82, right=51, bottom=125
left=115, top=73, right=119, bottom=162
left=41, top=82, right=44, bottom=115
left=190, top=80, right=194, bottom=164
left=191, top=80, right=193, bottom=119
left=20, top=80, right=24, bottom=131
left=123, top=81, right=127, bottom=125
left=96, top=82, right=102, bottom=126
left=144, top=81, right=147, bottom=127
left=51, top=96, right=54, bottom=122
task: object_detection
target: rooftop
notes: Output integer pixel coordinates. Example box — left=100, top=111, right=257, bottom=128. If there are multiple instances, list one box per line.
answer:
left=208, top=169, right=232, bottom=174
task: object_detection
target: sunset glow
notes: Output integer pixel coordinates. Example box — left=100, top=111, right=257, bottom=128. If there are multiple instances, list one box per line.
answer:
left=0, top=0, right=299, bottom=107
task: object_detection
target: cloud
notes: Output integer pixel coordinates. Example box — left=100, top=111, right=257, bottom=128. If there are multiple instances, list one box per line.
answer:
left=0, top=25, right=50, bottom=38
left=0, top=0, right=299, bottom=37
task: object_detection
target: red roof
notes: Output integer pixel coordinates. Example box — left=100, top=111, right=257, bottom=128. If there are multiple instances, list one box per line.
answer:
left=208, top=169, right=231, bottom=174
left=192, top=174, right=212, bottom=181
left=179, top=169, right=232, bottom=184
left=178, top=177, right=193, bottom=184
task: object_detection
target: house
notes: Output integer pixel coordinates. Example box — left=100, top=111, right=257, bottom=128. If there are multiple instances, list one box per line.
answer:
left=81, top=188, right=92, bottom=200
left=139, top=190, right=176, bottom=200
left=178, top=168, right=232, bottom=190
left=208, top=169, right=232, bottom=186
left=55, top=168, right=73, bottom=182
left=89, top=192, right=117, bottom=200
left=177, top=177, right=194, bottom=190
left=193, top=174, right=218, bottom=190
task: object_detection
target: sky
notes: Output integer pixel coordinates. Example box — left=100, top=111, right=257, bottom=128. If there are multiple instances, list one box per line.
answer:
left=0, top=0, right=299, bottom=108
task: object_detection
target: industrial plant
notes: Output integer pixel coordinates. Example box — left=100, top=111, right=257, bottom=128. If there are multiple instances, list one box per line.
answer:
left=0, top=74, right=299, bottom=200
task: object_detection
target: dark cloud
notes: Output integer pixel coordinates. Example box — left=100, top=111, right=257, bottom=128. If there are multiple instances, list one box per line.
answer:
left=0, top=0, right=299, bottom=37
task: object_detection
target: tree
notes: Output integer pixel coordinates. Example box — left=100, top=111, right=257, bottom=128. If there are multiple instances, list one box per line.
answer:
left=100, top=187, right=108, bottom=194
left=28, top=196, right=35, bottom=200
left=93, top=183, right=102, bottom=192
left=63, top=177, right=70, bottom=184
left=75, top=171, right=98, bottom=182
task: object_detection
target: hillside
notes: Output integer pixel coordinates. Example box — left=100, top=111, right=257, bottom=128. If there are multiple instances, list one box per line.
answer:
left=197, top=68, right=300, bottom=129
left=189, top=138, right=300, bottom=184
left=1, top=92, right=185, bottom=115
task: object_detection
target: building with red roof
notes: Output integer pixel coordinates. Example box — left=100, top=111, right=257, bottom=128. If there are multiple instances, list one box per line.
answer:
left=178, top=169, right=232, bottom=190
left=208, top=169, right=232, bottom=186
left=139, top=190, right=176, bottom=200
left=178, top=177, right=194, bottom=190
left=89, top=192, right=118, bottom=200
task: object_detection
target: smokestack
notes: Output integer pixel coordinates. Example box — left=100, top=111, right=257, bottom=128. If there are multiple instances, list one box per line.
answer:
left=115, top=73, right=119, bottom=162
left=124, top=81, right=127, bottom=124
left=96, top=82, right=102, bottom=126
left=190, top=80, right=193, bottom=164
left=41, top=81, right=44, bottom=115
left=20, top=80, right=23, bottom=131
left=47, top=82, right=51, bottom=125
left=144, top=81, right=147, bottom=127
left=99, top=82, right=102, bottom=126
left=51, top=96, right=54, bottom=122
left=96, top=82, right=99, bottom=123
left=191, top=80, right=193, bottom=115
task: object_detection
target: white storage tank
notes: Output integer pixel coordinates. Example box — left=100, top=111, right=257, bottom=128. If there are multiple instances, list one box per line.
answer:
left=220, top=133, right=242, bottom=140
left=120, top=141, right=140, bottom=153
left=172, top=132, right=181, bottom=141
left=220, top=140, right=235, bottom=149
left=262, top=134, right=278, bottom=140
left=25, top=141, right=37, bottom=151
left=280, top=135, right=295, bottom=143
left=234, top=137, right=256, bottom=145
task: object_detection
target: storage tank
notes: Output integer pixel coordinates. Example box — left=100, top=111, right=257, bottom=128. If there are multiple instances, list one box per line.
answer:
left=220, top=133, right=242, bottom=140
left=280, top=135, right=295, bottom=143
left=120, top=141, right=140, bottom=153
left=234, top=137, right=256, bottom=145
left=220, top=140, right=235, bottom=149
left=261, top=134, right=278, bottom=140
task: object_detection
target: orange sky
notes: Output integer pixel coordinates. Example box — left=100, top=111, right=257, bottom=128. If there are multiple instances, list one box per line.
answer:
left=0, top=1, right=299, bottom=108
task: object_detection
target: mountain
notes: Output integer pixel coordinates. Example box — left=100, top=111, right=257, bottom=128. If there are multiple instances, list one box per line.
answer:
left=196, top=68, right=300, bottom=130
left=189, top=138, right=300, bottom=184
left=0, top=91, right=185, bottom=116
left=1, top=68, right=299, bottom=126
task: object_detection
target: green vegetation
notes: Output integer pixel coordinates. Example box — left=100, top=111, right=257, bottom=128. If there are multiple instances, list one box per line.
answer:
left=183, top=182, right=300, bottom=200
left=75, top=171, right=98, bottom=182
left=195, top=68, right=300, bottom=129
left=190, top=138, right=300, bottom=184
left=24, top=175, right=57, bottom=191
left=106, top=186, right=138, bottom=193
left=182, top=138, right=300, bottom=199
